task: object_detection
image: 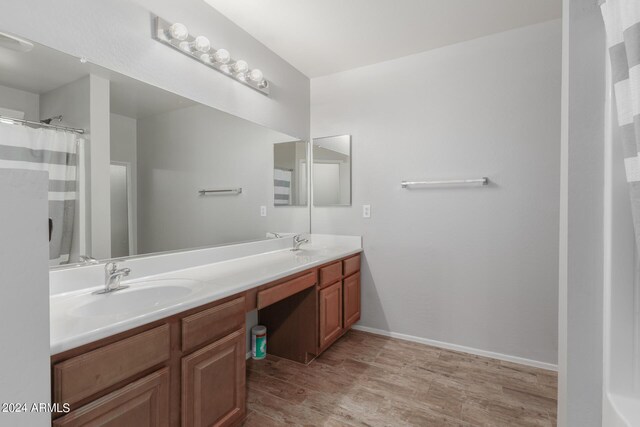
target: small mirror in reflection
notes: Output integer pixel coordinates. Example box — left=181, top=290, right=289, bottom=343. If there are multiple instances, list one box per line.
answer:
left=312, top=135, right=351, bottom=206
left=273, top=141, right=308, bottom=206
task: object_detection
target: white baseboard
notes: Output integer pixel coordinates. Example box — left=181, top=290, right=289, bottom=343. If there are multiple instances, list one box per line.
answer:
left=351, top=325, right=558, bottom=372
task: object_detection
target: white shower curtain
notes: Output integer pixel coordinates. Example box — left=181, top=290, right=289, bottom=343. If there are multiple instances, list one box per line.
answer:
left=0, top=123, right=79, bottom=264
left=601, top=0, right=640, bottom=245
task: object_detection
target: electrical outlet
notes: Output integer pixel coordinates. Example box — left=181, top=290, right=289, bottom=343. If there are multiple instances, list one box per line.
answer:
left=362, top=204, right=371, bottom=218
left=260, top=206, right=267, bottom=217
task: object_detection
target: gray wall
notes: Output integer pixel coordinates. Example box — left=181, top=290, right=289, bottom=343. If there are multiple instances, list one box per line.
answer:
left=559, top=0, right=606, bottom=425
left=110, top=113, right=138, bottom=257
left=311, top=20, right=562, bottom=365
left=0, top=84, right=39, bottom=121
left=0, top=0, right=310, bottom=140
left=0, top=170, right=50, bottom=426
left=137, top=104, right=308, bottom=254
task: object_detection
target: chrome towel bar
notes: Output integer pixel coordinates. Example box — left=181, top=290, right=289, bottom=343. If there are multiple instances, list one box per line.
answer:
left=198, top=188, right=242, bottom=195
left=401, top=177, right=489, bottom=188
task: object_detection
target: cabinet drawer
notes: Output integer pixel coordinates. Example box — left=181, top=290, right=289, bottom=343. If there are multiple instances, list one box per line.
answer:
left=182, top=296, right=245, bottom=353
left=343, top=254, right=361, bottom=277
left=53, top=368, right=170, bottom=426
left=319, top=261, right=342, bottom=288
left=53, top=325, right=170, bottom=407
left=257, top=272, right=316, bottom=309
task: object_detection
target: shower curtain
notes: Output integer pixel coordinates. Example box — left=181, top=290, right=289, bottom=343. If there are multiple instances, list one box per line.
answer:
left=0, top=123, right=79, bottom=264
left=601, top=0, right=640, bottom=245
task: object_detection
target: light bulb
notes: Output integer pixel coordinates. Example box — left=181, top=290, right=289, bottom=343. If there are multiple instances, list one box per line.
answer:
left=258, top=80, right=268, bottom=89
left=213, top=48, right=230, bottom=64
left=236, top=72, right=247, bottom=82
left=248, top=69, right=263, bottom=82
left=194, top=36, right=210, bottom=53
left=219, top=64, right=231, bottom=74
left=233, top=60, right=248, bottom=73
left=200, top=53, right=213, bottom=64
left=179, top=41, right=191, bottom=52
left=169, top=23, right=188, bottom=41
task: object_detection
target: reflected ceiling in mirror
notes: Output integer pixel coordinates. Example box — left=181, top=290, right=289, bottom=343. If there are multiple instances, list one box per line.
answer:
left=0, top=37, right=310, bottom=268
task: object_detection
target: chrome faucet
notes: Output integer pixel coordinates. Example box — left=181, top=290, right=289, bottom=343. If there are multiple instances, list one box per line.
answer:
left=291, top=234, right=309, bottom=251
left=79, top=255, right=99, bottom=265
left=93, top=261, right=131, bottom=294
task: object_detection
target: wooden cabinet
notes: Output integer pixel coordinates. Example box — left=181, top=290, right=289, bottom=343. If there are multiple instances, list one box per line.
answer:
left=53, top=368, right=169, bottom=427
left=51, top=251, right=362, bottom=426
left=181, top=329, right=245, bottom=427
left=318, top=254, right=361, bottom=351
left=52, top=296, right=247, bottom=427
left=319, top=281, right=343, bottom=349
left=343, top=272, right=361, bottom=329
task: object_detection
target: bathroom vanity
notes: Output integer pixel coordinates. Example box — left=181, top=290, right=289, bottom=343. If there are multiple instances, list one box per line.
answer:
left=0, top=24, right=361, bottom=426
left=49, top=240, right=361, bottom=426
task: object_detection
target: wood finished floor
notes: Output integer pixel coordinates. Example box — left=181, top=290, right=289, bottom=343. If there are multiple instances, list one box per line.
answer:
left=242, top=330, right=557, bottom=427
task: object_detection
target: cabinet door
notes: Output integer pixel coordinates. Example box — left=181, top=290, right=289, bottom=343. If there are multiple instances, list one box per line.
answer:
left=319, top=281, right=343, bottom=349
left=343, top=272, right=361, bottom=329
left=182, top=329, right=245, bottom=427
left=53, top=368, right=169, bottom=427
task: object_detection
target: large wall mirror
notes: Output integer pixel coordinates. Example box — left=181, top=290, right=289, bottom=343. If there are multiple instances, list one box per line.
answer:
left=0, top=38, right=310, bottom=267
left=312, top=135, right=352, bottom=206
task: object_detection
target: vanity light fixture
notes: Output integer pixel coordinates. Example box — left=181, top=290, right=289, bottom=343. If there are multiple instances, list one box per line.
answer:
left=152, top=15, right=270, bottom=95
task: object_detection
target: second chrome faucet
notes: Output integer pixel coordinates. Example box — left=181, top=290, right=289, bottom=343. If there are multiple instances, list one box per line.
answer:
left=291, top=234, right=309, bottom=251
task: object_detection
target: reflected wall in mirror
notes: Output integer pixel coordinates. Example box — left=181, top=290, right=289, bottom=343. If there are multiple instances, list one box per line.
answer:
left=0, top=38, right=310, bottom=267
left=273, top=141, right=308, bottom=206
left=312, top=135, right=351, bottom=206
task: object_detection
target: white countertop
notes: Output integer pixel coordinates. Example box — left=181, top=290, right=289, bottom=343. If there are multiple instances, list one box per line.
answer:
left=50, top=237, right=362, bottom=355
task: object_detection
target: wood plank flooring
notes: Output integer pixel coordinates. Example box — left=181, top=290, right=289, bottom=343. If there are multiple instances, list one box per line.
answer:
left=242, top=330, right=557, bottom=426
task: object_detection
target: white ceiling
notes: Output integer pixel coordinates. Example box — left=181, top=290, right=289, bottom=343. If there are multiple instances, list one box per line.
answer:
left=204, top=0, right=561, bottom=77
left=0, top=42, right=195, bottom=119
left=0, top=43, right=87, bottom=94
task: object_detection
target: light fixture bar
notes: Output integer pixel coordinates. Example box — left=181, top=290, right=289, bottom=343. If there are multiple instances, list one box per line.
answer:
left=151, top=15, right=270, bottom=96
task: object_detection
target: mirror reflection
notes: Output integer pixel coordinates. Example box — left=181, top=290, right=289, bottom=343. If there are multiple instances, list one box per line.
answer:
left=273, top=141, right=308, bottom=206
left=0, top=40, right=310, bottom=267
left=312, top=135, right=352, bottom=206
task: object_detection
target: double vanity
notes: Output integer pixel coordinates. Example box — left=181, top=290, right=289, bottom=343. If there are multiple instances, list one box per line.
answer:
left=49, top=235, right=362, bottom=426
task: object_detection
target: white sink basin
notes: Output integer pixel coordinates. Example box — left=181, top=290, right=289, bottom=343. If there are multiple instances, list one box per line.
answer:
left=71, top=279, right=202, bottom=317
left=293, top=248, right=332, bottom=257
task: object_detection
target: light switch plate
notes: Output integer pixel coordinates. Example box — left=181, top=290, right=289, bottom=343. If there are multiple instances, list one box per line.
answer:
left=260, top=206, right=267, bottom=217
left=362, top=204, right=371, bottom=218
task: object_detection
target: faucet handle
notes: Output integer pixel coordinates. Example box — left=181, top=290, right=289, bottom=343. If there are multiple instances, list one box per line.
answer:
left=104, top=259, right=126, bottom=274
